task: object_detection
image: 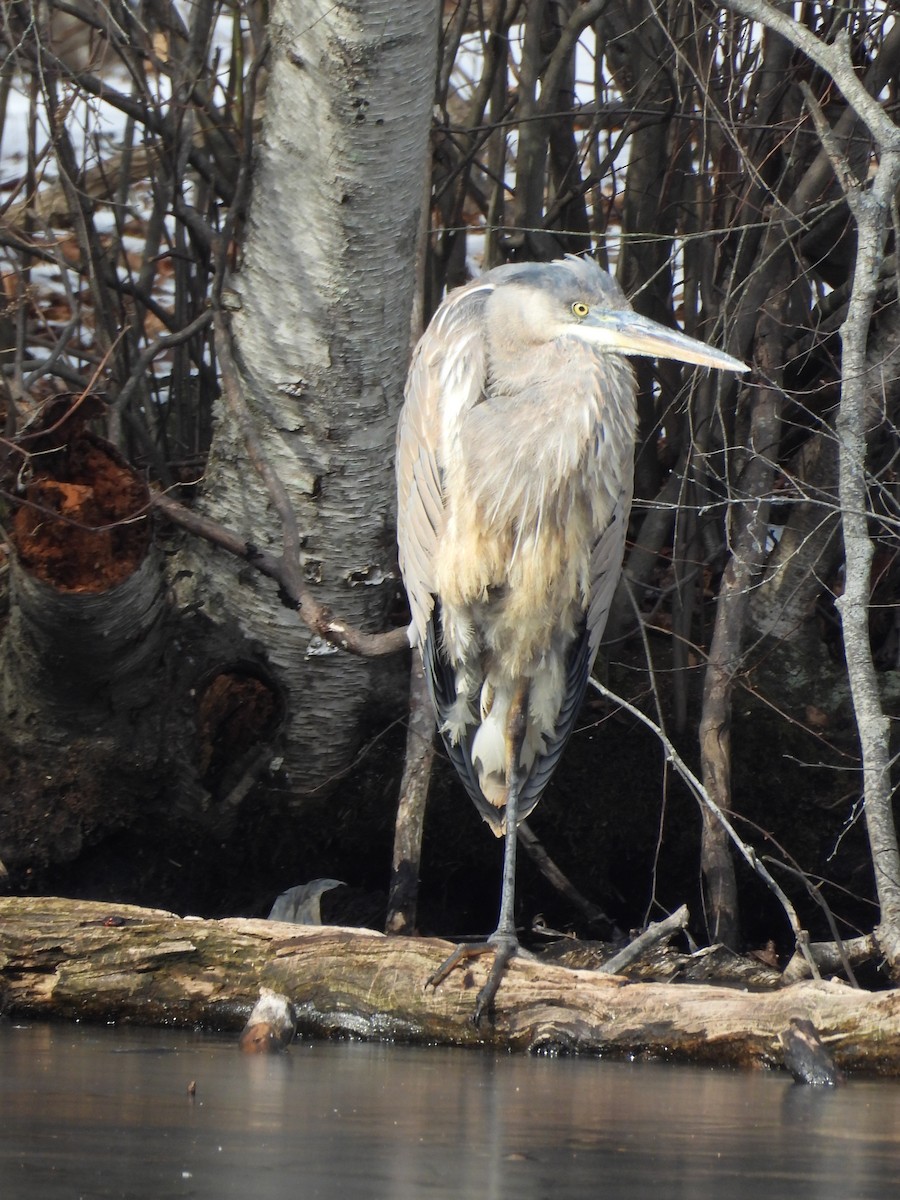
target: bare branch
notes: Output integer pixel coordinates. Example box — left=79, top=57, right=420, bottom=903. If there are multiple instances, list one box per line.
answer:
left=721, top=0, right=900, bottom=151
left=153, top=489, right=409, bottom=660
left=589, top=677, right=819, bottom=979
left=599, top=904, right=690, bottom=976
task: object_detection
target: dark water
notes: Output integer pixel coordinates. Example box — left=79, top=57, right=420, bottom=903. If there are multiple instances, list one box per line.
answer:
left=2, top=1022, right=900, bottom=1199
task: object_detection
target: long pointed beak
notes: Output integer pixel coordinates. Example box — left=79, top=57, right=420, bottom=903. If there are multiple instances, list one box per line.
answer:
left=576, top=310, right=748, bottom=373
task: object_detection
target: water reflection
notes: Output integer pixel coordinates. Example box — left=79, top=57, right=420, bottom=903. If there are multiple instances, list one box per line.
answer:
left=1, top=1021, right=900, bottom=1199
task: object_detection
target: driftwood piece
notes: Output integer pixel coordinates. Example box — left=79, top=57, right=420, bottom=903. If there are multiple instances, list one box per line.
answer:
left=598, top=904, right=689, bottom=974
left=2, top=897, right=900, bottom=1074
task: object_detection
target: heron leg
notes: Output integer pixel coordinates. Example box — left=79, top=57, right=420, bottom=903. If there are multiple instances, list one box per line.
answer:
left=474, top=681, right=528, bottom=1023
left=426, top=682, right=529, bottom=1026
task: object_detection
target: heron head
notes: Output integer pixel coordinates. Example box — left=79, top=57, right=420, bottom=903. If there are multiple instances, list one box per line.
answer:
left=486, top=255, right=747, bottom=375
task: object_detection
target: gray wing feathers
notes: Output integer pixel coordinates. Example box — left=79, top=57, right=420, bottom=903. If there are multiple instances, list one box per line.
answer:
left=517, top=623, right=592, bottom=820
left=396, top=343, right=444, bottom=647
left=514, top=497, right=628, bottom=818
left=396, top=283, right=492, bottom=648
left=519, top=496, right=628, bottom=818
left=587, top=489, right=630, bottom=658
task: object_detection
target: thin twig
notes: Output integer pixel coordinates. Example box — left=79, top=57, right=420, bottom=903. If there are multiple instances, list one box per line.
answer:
left=762, top=857, right=859, bottom=987
left=111, top=307, right=214, bottom=419
left=589, top=677, right=820, bottom=978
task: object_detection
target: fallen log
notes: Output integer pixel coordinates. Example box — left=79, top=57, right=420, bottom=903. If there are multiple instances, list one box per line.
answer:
left=1, top=896, right=899, bottom=1075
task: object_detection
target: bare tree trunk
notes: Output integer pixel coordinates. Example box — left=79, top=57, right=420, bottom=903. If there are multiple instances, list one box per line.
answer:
left=596, top=0, right=683, bottom=502
left=836, top=158, right=900, bottom=973
left=698, top=247, right=789, bottom=946
left=720, top=0, right=900, bottom=971
left=386, top=660, right=435, bottom=934
left=179, top=0, right=439, bottom=800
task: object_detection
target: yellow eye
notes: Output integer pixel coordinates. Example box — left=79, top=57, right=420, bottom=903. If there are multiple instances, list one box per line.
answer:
left=572, top=302, right=590, bottom=318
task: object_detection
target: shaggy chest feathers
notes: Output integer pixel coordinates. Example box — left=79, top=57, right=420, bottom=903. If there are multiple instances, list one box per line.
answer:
left=434, top=343, right=635, bottom=679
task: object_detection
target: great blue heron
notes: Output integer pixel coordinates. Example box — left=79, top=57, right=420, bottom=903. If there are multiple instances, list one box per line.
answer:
left=396, top=254, right=746, bottom=1021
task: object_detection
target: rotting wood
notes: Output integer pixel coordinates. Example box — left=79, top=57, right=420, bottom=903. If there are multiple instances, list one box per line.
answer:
left=2, top=897, right=900, bottom=1074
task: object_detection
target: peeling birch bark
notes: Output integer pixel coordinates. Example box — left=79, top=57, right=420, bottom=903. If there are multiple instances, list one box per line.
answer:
left=180, top=0, right=438, bottom=797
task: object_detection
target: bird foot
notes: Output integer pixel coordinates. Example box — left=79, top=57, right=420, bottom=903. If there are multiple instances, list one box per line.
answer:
left=426, top=933, right=520, bottom=1026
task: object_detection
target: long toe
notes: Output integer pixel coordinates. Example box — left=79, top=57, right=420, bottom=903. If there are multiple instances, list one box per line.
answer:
left=425, top=936, right=520, bottom=1024
left=473, top=937, right=519, bottom=1027
left=425, top=940, right=496, bottom=990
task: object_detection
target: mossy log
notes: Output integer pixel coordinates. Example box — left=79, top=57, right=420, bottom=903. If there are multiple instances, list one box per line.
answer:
left=2, top=897, right=900, bottom=1074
